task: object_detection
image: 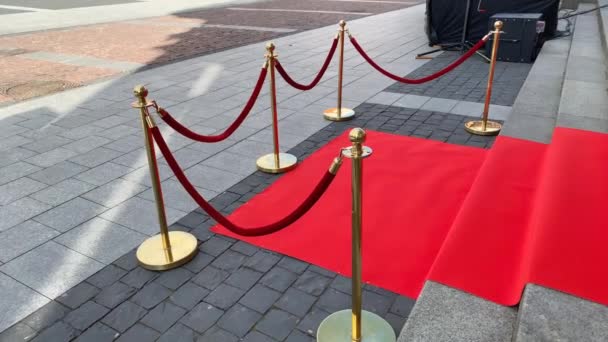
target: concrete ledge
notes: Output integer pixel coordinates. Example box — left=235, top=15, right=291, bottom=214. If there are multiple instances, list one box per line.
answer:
left=514, top=284, right=608, bottom=341
left=397, top=282, right=516, bottom=342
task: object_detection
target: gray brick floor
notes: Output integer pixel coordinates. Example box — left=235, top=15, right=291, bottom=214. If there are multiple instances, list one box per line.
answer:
left=0, top=102, right=495, bottom=341
left=385, top=51, right=533, bottom=106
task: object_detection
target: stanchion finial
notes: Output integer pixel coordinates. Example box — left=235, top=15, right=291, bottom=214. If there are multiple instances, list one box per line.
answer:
left=349, top=127, right=365, bottom=143
left=266, top=41, right=275, bottom=53
left=339, top=19, right=346, bottom=28
left=495, top=20, right=504, bottom=30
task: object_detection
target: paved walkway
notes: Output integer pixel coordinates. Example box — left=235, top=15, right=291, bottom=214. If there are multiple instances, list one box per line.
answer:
left=0, top=4, right=436, bottom=333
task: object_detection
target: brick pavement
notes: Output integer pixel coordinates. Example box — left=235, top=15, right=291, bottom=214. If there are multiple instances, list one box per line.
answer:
left=0, top=100, right=496, bottom=341
left=0, top=0, right=421, bottom=104
left=0, top=6, right=434, bottom=332
left=386, top=51, right=533, bottom=106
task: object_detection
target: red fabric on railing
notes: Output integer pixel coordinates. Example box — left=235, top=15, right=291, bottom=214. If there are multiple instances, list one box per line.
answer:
left=150, top=125, right=338, bottom=236
left=275, top=37, right=339, bottom=91
left=350, top=35, right=488, bottom=84
left=157, top=67, right=267, bottom=143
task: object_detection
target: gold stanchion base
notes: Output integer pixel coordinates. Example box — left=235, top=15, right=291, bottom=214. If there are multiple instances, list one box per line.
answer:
left=256, top=153, right=297, bottom=174
left=464, top=120, right=502, bottom=136
left=323, top=107, right=355, bottom=121
left=137, top=231, right=198, bottom=271
left=317, top=309, right=396, bottom=342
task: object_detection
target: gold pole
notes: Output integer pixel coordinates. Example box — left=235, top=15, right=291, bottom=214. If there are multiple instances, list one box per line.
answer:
left=132, top=85, right=198, bottom=271
left=256, top=42, right=298, bottom=174
left=323, top=20, right=355, bottom=122
left=464, top=21, right=503, bottom=136
left=350, top=128, right=364, bottom=341
left=316, top=128, right=395, bottom=342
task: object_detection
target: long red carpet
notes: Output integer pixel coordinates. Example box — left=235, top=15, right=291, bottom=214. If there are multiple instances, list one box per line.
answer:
left=212, top=131, right=487, bottom=298
left=211, top=128, right=608, bottom=306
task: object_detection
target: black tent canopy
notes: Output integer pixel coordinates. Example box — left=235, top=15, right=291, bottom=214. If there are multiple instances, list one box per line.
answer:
left=425, top=0, right=560, bottom=46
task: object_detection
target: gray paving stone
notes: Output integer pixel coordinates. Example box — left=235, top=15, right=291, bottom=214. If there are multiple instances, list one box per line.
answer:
left=112, top=250, right=138, bottom=271
left=26, top=148, right=79, bottom=168
left=68, top=147, right=123, bottom=168
left=293, top=270, right=332, bottom=296
left=131, top=282, right=172, bottom=309
left=200, top=236, right=232, bottom=257
left=244, top=250, right=281, bottom=273
left=87, top=265, right=127, bottom=289
left=94, top=282, right=137, bottom=309
left=0, top=177, right=47, bottom=205
left=450, top=100, right=485, bottom=117
left=225, top=267, right=263, bottom=291
left=101, top=301, right=147, bottom=333
left=183, top=164, right=242, bottom=193
left=0, top=323, right=37, bottom=342
left=198, top=326, right=238, bottom=342
left=104, top=135, right=142, bottom=153
left=74, top=322, right=119, bottom=342
left=390, top=296, right=415, bottom=317
left=239, top=284, right=282, bottom=314
left=276, top=287, right=317, bottom=318
left=156, top=268, right=194, bottom=290
left=63, top=301, right=109, bottom=331
left=169, top=282, right=209, bottom=310
left=99, top=196, right=185, bottom=236
left=362, top=289, right=393, bottom=317
left=212, top=250, right=247, bottom=273
left=56, top=282, right=100, bottom=310
left=62, top=136, right=112, bottom=155
left=120, top=267, right=158, bottom=289
left=157, top=323, right=197, bottom=342
left=256, top=309, right=300, bottom=341
left=230, top=241, right=259, bottom=256
left=21, top=301, right=69, bottom=332
left=0, top=135, right=32, bottom=151
left=0, top=161, right=41, bottom=186
left=180, top=302, right=224, bottom=334
left=243, top=330, right=278, bottom=342
left=0, top=241, right=103, bottom=298
left=30, top=178, right=96, bottom=206
left=329, top=275, right=352, bottom=295
left=0, top=220, right=59, bottom=263
left=277, top=256, right=308, bottom=275
left=296, top=307, right=331, bottom=337
left=76, top=162, right=135, bottom=186
left=183, top=252, right=214, bottom=274
left=96, top=125, right=139, bottom=140
left=141, top=301, right=186, bottom=333
left=82, top=178, right=146, bottom=208
left=33, top=197, right=107, bottom=232
left=205, top=283, right=245, bottom=310
left=421, top=97, right=459, bottom=113
left=28, top=161, right=89, bottom=186
left=286, top=329, right=314, bottom=342
left=217, top=304, right=262, bottom=338
left=116, top=323, right=159, bottom=342
left=22, top=135, right=72, bottom=154
left=394, top=94, right=430, bottom=109
left=112, top=149, right=149, bottom=169
left=315, top=288, right=351, bottom=313
left=54, top=217, right=145, bottom=263
left=0, top=197, right=52, bottom=232
left=30, top=321, right=78, bottom=342
left=138, top=179, right=212, bottom=212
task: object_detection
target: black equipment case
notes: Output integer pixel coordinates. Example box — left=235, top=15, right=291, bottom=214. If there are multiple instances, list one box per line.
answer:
left=487, top=13, right=545, bottom=63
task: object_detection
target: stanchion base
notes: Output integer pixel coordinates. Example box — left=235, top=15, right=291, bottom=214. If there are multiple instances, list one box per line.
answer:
left=464, top=120, right=502, bottom=136
left=137, top=231, right=198, bottom=271
left=317, top=309, right=396, bottom=342
left=323, top=107, right=355, bottom=121
left=256, top=153, right=297, bottom=174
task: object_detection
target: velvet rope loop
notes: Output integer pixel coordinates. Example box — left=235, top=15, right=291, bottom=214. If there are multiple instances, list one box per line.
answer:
left=274, top=37, right=339, bottom=91
left=349, top=35, right=489, bottom=84
left=154, top=67, right=268, bottom=143
left=150, top=125, right=340, bottom=237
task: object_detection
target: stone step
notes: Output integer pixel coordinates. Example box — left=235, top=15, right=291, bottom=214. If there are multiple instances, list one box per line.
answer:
left=397, top=282, right=517, bottom=342
left=513, top=284, right=608, bottom=341
left=556, top=3, right=608, bottom=133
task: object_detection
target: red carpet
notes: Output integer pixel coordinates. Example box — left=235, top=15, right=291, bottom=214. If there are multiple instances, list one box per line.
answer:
left=212, top=131, right=487, bottom=298
left=211, top=128, right=608, bottom=306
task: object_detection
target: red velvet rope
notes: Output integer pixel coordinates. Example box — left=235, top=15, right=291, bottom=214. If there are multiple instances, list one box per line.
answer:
left=150, top=125, right=338, bottom=237
left=157, top=67, right=267, bottom=143
left=275, top=37, right=339, bottom=91
left=350, top=35, right=488, bottom=84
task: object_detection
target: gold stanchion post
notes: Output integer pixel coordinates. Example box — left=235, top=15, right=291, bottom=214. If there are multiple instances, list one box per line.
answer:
left=132, top=86, right=198, bottom=271
left=256, top=42, right=298, bottom=174
left=317, top=128, right=395, bottom=342
left=323, top=20, right=355, bottom=122
left=465, top=21, right=504, bottom=136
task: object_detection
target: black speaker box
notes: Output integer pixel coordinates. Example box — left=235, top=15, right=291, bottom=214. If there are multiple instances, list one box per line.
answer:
left=486, top=13, right=545, bottom=63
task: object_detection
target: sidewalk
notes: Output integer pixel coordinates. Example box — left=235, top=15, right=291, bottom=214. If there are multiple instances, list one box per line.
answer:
left=0, top=4, right=431, bottom=333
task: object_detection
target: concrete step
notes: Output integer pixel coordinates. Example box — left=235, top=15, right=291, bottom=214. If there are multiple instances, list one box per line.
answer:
left=556, top=3, right=608, bottom=133
left=397, top=282, right=516, bottom=342
left=513, top=284, right=608, bottom=341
